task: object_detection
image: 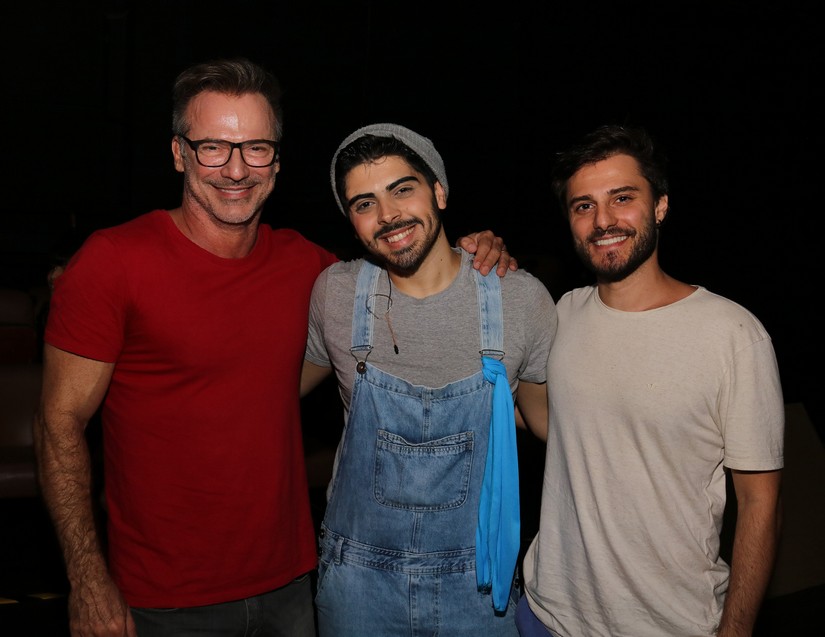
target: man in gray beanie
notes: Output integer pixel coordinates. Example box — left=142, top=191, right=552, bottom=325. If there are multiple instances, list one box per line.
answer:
left=329, top=123, right=451, bottom=214
left=301, top=124, right=557, bottom=636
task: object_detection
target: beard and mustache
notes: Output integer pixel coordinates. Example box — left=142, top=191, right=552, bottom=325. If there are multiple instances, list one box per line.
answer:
left=574, top=211, right=659, bottom=283
left=366, top=195, right=444, bottom=275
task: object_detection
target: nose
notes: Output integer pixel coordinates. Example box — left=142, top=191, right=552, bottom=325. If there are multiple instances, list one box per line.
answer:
left=377, top=201, right=401, bottom=224
left=220, top=146, right=251, bottom=180
left=592, top=203, right=617, bottom=230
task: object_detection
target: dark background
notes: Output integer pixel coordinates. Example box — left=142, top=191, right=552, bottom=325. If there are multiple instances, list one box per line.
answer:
left=3, top=0, right=819, bottom=433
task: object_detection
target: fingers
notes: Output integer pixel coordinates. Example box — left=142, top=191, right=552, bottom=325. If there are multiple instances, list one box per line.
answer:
left=495, top=247, right=518, bottom=276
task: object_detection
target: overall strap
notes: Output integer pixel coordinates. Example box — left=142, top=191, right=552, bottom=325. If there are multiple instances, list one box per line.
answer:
left=350, top=260, right=382, bottom=366
left=475, top=267, right=504, bottom=357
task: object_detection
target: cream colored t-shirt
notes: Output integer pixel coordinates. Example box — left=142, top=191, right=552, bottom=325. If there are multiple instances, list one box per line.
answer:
left=522, top=285, right=784, bottom=637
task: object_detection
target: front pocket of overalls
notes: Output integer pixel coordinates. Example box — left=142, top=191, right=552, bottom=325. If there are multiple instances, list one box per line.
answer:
left=373, top=429, right=474, bottom=510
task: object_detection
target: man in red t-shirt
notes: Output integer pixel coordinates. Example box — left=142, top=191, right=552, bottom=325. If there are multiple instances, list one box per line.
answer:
left=33, top=57, right=513, bottom=637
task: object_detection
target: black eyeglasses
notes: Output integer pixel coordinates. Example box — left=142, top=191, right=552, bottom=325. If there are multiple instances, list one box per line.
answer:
left=179, top=136, right=280, bottom=167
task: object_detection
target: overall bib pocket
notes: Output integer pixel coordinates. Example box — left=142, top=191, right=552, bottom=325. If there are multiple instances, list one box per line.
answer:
left=373, top=429, right=474, bottom=510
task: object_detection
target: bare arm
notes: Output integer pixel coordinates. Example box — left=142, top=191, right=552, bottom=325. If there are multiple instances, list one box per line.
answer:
left=300, top=358, right=333, bottom=398
left=515, top=381, right=548, bottom=442
left=456, top=230, right=519, bottom=277
left=716, top=469, right=782, bottom=637
left=33, top=344, right=136, bottom=636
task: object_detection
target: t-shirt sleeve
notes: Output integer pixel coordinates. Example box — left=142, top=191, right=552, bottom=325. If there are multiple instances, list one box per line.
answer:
left=305, top=266, right=332, bottom=367
left=720, top=335, right=785, bottom=470
left=45, top=232, right=128, bottom=362
left=518, top=276, right=558, bottom=384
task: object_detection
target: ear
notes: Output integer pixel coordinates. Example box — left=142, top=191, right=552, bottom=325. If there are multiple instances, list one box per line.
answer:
left=434, top=181, right=448, bottom=210
left=654, top=194, right=669, bottom=226
left=271, top=144, right=281, bottom=174
left=172, top=136, right=185, bottom=174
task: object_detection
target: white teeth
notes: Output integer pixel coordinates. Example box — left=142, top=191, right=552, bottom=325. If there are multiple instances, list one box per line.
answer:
left=595, top=235, right=625, bottom=246
left=386, top=227, right=415, bottom=243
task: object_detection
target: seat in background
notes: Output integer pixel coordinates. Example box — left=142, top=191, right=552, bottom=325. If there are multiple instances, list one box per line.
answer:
left=0, top=288, right=42, bottom=497
left=0, top=288, right=38, bottom=364
left=0, top=363, right=42, bottom=498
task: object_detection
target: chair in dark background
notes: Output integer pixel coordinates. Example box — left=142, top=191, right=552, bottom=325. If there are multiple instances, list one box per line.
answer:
left=0, top=288, right=42, bottom=499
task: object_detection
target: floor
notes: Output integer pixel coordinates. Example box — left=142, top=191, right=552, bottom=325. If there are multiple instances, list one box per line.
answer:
left=1, top=402, right=822, bottom=636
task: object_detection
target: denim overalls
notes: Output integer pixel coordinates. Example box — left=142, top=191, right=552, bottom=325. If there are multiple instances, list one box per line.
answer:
left=315, top=261, right=519, bottom=637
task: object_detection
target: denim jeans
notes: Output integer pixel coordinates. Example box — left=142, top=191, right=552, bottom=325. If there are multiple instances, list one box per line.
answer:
left=130, top=573, right=316, bottom=637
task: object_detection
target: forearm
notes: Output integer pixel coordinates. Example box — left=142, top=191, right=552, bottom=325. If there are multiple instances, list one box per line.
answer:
left=515, top=381, right=548, bottom=442
left=717, top=472, right=782, bottom=636
left=34, top=410, right=108, bottom=586
left=34, top=347, right=131, bottom=635
left=300, top=359, right=333, bottom=398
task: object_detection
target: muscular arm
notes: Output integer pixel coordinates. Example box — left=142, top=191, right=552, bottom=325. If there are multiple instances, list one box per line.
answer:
left=300, top=359, right=333, bottom=398
left=716, top=469, right=782, bottom=637
left=515, top=381, right=548, bottom=442
left=33, top=343, right=135, bottom=636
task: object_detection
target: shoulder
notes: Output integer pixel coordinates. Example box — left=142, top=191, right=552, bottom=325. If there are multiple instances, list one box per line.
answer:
left=499, top=268, right=556, bottom=307
left=685, top=287, right=771, bottom=337
left=557, top=285, right=597, bottom=310
left=499, top=267, right=548, bottom=291
left=263, top=227, right=337, bottom=259
left=312, top=258, right=367, bottom=292
left=323, top=257, right=367, bottom=278
left=455, top=248, right=551, bottom=299
left=89, top=209, right=168, bottom=241
left=71, top=211, right=170, bottom=262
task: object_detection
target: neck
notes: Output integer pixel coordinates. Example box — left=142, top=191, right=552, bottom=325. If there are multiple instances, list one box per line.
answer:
left=169, top=205, right=259, bottom=259
left=387, top=233, right=461, bottom=299
left=597, top=259, right=695, bottom=311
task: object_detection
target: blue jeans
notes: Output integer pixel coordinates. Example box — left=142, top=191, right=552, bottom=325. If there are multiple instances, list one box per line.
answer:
left=130, top=573, right=316, bottom=637
left=515, top=594, right=555, bottom=636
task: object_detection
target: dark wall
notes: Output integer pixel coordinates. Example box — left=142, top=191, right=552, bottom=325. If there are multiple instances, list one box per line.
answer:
left=4, top=1, right=819, bottom=431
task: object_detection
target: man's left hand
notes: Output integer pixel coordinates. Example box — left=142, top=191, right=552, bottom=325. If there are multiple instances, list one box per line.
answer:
left=457, top=230, right=518, bottom=276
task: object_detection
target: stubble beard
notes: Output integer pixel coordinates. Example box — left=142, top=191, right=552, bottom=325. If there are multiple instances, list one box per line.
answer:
left=370, top=201, right=443, bottom=275
left=576, top=212, right=658, bottom=283
left=183, top=168, right=275, bottom=227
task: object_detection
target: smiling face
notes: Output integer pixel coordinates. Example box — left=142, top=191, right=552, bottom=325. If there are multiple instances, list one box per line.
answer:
left=565, top=153, right=668, bottom=283
left=344, top=155, right=447, bottom=272
left=172, top=91, right=280, bottom=227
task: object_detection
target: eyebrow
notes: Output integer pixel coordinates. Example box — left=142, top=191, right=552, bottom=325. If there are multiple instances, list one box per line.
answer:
left=568, top=184, right=640, bottom=206
left=346, top=175, right=420, bottom=210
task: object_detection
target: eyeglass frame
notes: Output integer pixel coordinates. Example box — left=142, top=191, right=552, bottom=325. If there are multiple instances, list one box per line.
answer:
left=178, top=135, right=281, bottom=167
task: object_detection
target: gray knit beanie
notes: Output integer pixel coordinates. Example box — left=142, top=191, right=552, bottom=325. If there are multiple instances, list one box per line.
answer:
left=330, top=123, right=449, bottom=216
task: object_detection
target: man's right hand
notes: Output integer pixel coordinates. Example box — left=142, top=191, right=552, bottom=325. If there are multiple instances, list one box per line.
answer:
left=69, top=571, right=137, bottom=637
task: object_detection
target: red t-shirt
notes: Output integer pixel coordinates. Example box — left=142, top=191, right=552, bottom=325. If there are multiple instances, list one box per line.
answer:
left=46, top=210, right=338, bottom=607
